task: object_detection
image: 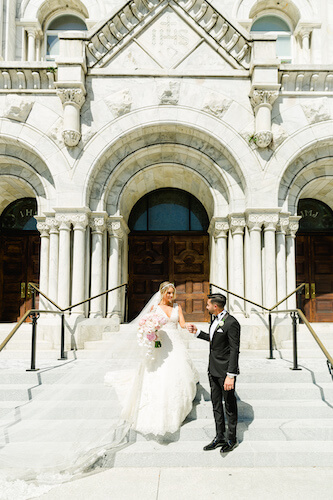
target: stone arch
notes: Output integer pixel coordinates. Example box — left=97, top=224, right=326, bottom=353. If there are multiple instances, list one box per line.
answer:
left=234, top=0, right=315, bottom=26
left=76, top=107, right=261, bottom=214
left=21, top=0, right=91, bottom=26
left=267, top=122, right=333, bottom=213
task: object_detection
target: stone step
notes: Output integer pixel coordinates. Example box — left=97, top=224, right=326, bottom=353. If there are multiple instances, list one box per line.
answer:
left=110, top=440, right=333, bottom=467
left=279, top=349, right=333, bottom=359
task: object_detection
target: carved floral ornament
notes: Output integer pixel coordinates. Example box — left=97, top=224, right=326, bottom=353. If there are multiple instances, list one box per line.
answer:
left=63, top=130, right=81, bottom=148
left=253, top=131, right=273, bottom=149
left=36, top=221, right=49, bottom=236
left=250, top=90, right=279, bottom=111
left=71, top=214, right=89, bottom=230
left=213, top=220, right=229, bottom=238
left=229, top=216, right=246, bottom=234
left=56, top=88, right=86, bottom=109
left=89, top=217, right=107, bottom=233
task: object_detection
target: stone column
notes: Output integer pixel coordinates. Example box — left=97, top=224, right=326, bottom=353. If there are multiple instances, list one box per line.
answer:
left=26, top=29, right=36, bottom=62
left=247, top=213, right=263, bottom=306
left=229, top=215, right=246, bottom=313
left=212, top=219, right=229, bottom=292
left=276, top=215, right=289, bottom=309
left=36, top=219, right=50, bottom=311
left=56, top=87, right=86, bottom=147
left=56, top=215, right=72, bottom=310
left=46, top=217, right=59, bottom=308
left=250, top=89, right=279, bottom=148
left=89, top=214, right=107, bottom=317
left=263, top=214, right=279, bottom=308
left=107, top=219, right=126, bottom=321
left=71, top=213, right=89, bottom=315
left=286, top=217, right=300, bottom=310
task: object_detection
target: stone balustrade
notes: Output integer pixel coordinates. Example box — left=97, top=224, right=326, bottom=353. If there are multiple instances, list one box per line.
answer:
left=279, top=66, right=333, bottom=93
left=0, top=63, right=57, bottom=92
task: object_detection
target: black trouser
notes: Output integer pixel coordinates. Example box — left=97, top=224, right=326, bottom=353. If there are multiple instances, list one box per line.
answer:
left=208, top=373, right=237, bottom=442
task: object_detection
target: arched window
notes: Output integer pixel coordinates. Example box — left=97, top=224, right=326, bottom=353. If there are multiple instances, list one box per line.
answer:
left=128, top=189, right=209, bottom=232
left=46, top=14, right=87, bottom=59
left=0, top=198, right=37, bottom=231
left=297, top=199, right=333, bottom=232
left=251, top=15, right=292, bottom=63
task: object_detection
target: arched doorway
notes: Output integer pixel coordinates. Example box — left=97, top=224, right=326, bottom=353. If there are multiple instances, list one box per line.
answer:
left=296, top=198, right=333, bottom=322
left=128, top=188, right=210, bottom=321
left=0, top=198, right=40, bottom=322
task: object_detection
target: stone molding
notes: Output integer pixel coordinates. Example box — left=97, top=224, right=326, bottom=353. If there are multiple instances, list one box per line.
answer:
left=246, top=211, right=281, bottom=231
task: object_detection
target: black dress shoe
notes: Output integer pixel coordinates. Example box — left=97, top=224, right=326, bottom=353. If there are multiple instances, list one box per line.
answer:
left=203, top=437, right=227, bottom=451
left=220, top=440, right=238, bottom=453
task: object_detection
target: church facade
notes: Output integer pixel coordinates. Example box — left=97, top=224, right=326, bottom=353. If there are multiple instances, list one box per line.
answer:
left=0, top=0, right=332, bottom=348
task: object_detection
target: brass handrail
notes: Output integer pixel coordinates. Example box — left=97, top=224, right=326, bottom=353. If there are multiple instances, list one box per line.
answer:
left=0, top=283, right=128, bottom=353
left=28, top=282, right=128, bottom=312
left=0, top=309, right=62, bottom=352
left=210, top=282, right=306, bottom=311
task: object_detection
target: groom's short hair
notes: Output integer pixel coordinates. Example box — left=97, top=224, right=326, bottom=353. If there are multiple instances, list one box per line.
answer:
left=207, top=293, right=226, bottom=309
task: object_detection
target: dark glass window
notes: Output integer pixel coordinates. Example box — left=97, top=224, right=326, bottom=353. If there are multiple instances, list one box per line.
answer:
left=297, top=198, right=333, bottom=232
left=0, top=198, right=37, bottom=231
left=129, top=189, right=209, bottom=231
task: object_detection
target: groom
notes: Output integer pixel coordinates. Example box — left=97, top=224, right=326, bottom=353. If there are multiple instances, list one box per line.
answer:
left=187, top=293, right=240, bottom=454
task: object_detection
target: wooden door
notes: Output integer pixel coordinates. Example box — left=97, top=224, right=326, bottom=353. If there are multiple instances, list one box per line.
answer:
left=0, top=233, right=40, bottom=322
left=128, top=233, right=209, bottom=321
left=296, top=234, right=333, bottom=322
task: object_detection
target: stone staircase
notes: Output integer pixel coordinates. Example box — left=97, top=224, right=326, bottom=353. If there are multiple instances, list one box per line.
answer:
left=0, top=322, right=333, bottom=469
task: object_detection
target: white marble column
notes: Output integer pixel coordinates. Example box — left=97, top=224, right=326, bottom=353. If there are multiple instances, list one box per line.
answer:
left=26, top=29, right=36, bottom=62
left=263, top=215, right=279, bottom=308
left=212, top=219, right=229, bottom=292
left=229, top=215, right=246, bottom=313
left=56, top=88, right=86, bottom=147
left=89, top=214, right=106, bottom=317
left=47, top=218, right=59, bottom=308
left=247, top=214, right=263, bottom=306
left=286, top=217, right=300, bottom=310
left=276, top=215, right=289, bottom=309
left=107, top=219, right=126, bottom=321
left=71, top=213, right=89, bottom=315
left=36, top=219, right=50, bottom=311
left=56, top=215, right=72, bottom=310
left=250, top=90, right=279, bottom=148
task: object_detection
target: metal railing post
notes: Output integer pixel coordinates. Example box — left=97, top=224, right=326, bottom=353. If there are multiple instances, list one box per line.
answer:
left=27, top=287, right=40, bottom=372
left=268, top=312, right=274, bottom=359
left=58, top=313, right=67, bottom=360
left=290, top=311, right=301, bottom=371
left=296, top=288, right=303, bottom=323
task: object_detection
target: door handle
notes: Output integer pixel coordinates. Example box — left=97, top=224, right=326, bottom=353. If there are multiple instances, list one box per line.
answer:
left=311, top=283, right=316, bottom=299
left=304, top=283, right=310, bottom=299
left=20, top=282, right=26, bottom=298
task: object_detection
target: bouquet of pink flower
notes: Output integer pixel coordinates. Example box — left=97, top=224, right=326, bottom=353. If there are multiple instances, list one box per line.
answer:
left=137, top=311, right=168, bottom=357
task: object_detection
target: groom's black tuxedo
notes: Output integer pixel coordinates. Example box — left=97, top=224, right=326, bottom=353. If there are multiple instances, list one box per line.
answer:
left=198, top=311, right=240, bottom=442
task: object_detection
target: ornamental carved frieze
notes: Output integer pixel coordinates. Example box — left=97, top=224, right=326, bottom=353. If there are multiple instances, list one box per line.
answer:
left=211, top=219, right=229, bottom=238
left=263, top=213, right=279, bottom=230
left=247, top=213, right=265, bottom=231
left=55, top=214, right=72, bottom=231
left=45, top=217, right=59, bottom=233
left=250, top=90, right=279, bottom=111
left=229, top=215, right=246, bottom=235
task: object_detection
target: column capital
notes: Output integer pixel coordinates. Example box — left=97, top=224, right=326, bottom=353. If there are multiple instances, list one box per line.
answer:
left=56, top=87, right=86, bottom=109
left=209, top=218, right=229, bottom=238
left=89, top=213, right=107, bottom=233
left=229, top=214, right=246, bottom=235
left=246, top=212, right=265, bottom=231
left=45, top=217, right=59, bottom=233
left=55, top=214, right=72, bottom=231
left=287, top=216, right=301, bottom=237
left=71, top=213, right=89, bottom=230
left=249, top=89, right=279, bottom=111
left=263, top=213, right=279, bottom=230
left=107, top=217, right=129, bottom=239
left=277, top=214, right=290, bottom=234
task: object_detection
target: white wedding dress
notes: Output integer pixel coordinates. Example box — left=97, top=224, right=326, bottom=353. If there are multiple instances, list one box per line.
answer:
left=110, top=303, right=199, bottom=437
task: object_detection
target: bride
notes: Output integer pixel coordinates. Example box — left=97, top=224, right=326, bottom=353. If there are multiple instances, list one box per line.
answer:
left=0, top=282, right=198, bottom=495
left=112, top=281, right=199, bottom=437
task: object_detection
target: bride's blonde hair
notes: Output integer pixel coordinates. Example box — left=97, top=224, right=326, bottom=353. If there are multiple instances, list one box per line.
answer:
left=159, top=281, right=177, bottom=300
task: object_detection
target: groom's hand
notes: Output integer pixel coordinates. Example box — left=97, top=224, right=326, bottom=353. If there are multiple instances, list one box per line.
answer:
left=186, top=323, right=197, bottom=334
left=224, top=375, right=235, bottom=391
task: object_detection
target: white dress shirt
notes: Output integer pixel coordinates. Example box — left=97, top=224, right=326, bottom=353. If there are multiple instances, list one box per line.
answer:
left=196, top=310, right=237, bottom=378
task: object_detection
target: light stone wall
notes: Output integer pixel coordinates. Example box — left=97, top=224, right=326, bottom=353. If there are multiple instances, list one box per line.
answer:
left=0, top=0, right=333, bottom=348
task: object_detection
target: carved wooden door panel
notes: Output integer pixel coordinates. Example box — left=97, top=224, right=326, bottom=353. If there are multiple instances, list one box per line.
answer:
left=170, top=235, right=210, bottom=322
left=128, top=235, right=169, bottom=320
left=296, top=234, right=333, bottom=322
left=128, top=234, right=209, bottom=322
left=0, top=234, right=40, bottom=322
